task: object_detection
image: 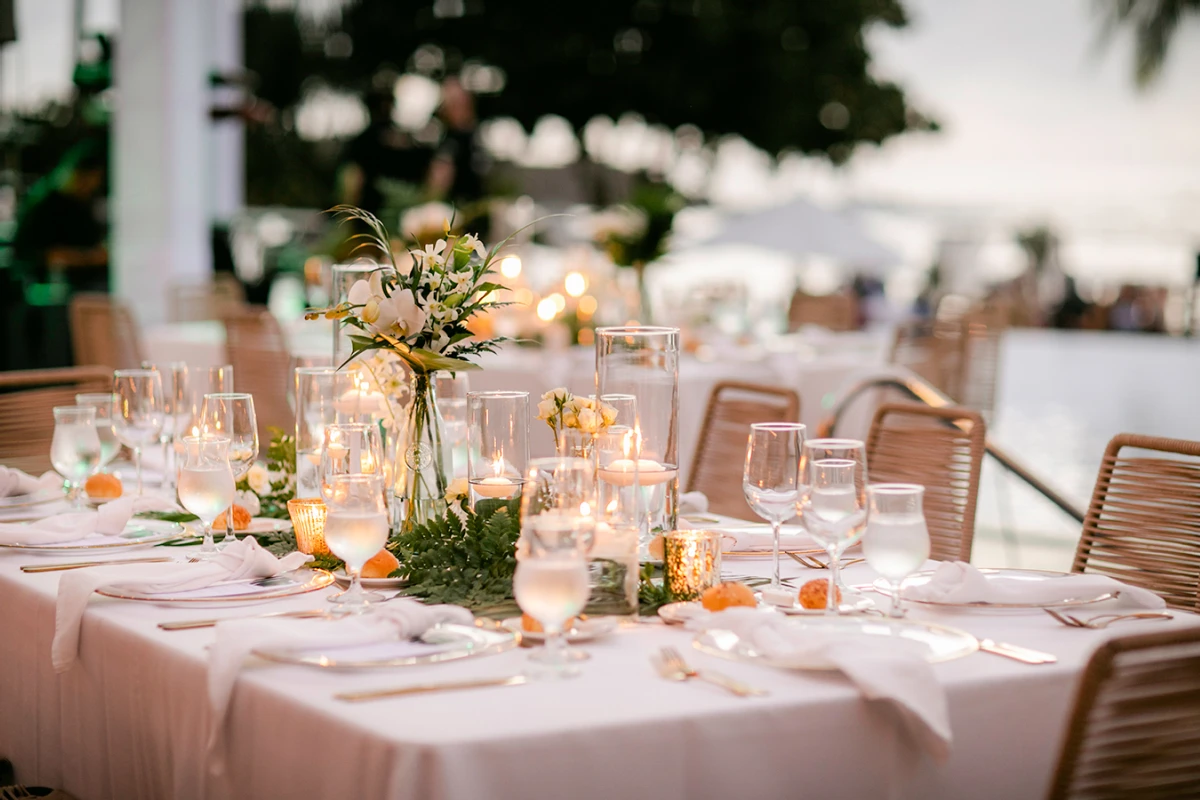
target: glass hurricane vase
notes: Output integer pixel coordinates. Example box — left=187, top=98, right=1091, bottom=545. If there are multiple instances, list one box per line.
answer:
left=393, top=371, right=451, bottom=533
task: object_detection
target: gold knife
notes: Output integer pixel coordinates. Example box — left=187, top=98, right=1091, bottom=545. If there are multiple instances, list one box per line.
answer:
left=978, top=638, right=1057, bottom=664
left=21, top=556, right=174, bottom=573
left=335, top=675, right=528, bottom=702
left=158, top=609, right=331, bottom=630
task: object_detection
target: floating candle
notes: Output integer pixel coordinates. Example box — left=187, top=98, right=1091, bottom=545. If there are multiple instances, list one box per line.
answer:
left=597, top=458, right=677, bottom=487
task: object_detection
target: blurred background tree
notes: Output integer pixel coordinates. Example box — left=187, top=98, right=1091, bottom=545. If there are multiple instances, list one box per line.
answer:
left=1096, top=0, right=1200, bottom=87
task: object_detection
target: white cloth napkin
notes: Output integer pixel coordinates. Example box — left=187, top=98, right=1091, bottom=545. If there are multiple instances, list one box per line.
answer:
left=689, top=608, right=951, bottom=759
left=206, top=598, right=473, bottom=772
left=679, top=491, right=709, bottom=515
left=53, top=538, right=313, bottom=672
left=723, top=526, right=816, bottom=552
left=903, top=561, right=1167, bottom=609
left=0, top=467, right=60, bottom=498
left=0, top=495, right=178, bottom=546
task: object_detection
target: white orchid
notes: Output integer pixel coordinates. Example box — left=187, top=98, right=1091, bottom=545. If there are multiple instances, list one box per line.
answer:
left=410, top=240, right=448, bottom=272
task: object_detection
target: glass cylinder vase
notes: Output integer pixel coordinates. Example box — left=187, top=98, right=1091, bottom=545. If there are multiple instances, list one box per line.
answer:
left=393, top=372, right=452, bottom=533
left=331, top=263, right=394, bottom=365
left=295, top=367, right=336, bottom=499
left=467, top=391, right=529, bottom=507
left=595, top=326, right=680, bottom=548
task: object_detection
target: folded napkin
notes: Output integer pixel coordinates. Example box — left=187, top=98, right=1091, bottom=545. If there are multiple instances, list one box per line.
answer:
left=689, top=608, right=951, bottom=759
left=0, top=495, right=178, bottom=546
left=53, top=538, right=313, bottom=672
left=723, top=527, right=817, bottom=552
left=903, top=561, right=1166, bottom=610
left=679, top=491, right=709, bottom=515
left=206, top=598, right=473, bottom=772
left=0, top=466, right=60, bottom=498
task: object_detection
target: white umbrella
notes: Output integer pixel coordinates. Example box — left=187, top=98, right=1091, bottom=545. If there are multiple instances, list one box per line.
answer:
left=693, top=198, right=900, bottom=271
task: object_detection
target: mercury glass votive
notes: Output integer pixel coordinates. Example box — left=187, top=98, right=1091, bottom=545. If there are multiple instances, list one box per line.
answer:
left=663, top=530, right=723, bottom=601
left=288, top=498, right=330, bottom=554
left=467, top=391, right=529, bottom=506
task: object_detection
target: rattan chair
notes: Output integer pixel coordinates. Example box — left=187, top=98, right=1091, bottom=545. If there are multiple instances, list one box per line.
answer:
left=865, top=402, right=986, bottom=562
left=68, top=293, right=145, bottom=369
left=168, top=275, right=246, bottom=322
left=786, top=290, right=857, bottom=332
left=1047, top=626, right=1200, bottom=799
left=1072, top=434, right=1200, bottom=611
left=687, top=381, right=801, bottom=519
left=891, top=311, right=1003, bottom=418
left=223, top=308, right=292, bottom=444
left=0, top=367, right=112, bottom=474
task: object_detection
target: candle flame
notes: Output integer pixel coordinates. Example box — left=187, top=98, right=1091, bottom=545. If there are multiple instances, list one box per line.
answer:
left=579, top=501, right=591, bottom=516
left=492, top=454, right=504, bottom=478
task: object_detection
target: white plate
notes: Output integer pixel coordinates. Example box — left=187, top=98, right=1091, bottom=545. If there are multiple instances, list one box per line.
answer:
left=0, top=486, right=64, bottom=509
left=878, top=568, right=1118, bottom=611
left=501, top=616, right=619, bottom=643
left=693, top=616, right=979, bottom=670
left=333, top=570, right=406, bottom=590
left=0, top=518, right=184, bottom=554
left=253, top=621, right=518, bottom=668
left=95, top=567, right=334, bottom=604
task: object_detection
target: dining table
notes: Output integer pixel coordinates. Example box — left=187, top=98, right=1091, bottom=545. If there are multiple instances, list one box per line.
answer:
left=2, top=507, right=1194, bottom=800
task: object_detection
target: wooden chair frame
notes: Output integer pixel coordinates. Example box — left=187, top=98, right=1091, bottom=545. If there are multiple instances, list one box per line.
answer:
left=0, top=367, right=113, bottom=474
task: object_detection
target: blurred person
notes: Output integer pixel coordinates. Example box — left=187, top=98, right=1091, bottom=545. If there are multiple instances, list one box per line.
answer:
left=338, top=84, right=430, bottom=216
left=429, top=76, right=484, bottom=206
left=13, top=140, right=109, bottom=293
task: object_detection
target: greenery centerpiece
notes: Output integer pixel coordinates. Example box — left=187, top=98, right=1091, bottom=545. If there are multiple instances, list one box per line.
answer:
left=309, top=206, right=517, bottom=533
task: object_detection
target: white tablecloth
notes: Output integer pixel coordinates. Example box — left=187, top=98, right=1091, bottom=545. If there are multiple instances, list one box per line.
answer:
left=3, top=532, right=1195, bottom=800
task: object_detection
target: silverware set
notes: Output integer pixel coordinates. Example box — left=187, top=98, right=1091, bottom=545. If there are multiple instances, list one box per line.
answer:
left=976, top=638, right=1057, bottom=664
left=652, top=646, right=767, bottom=697
left=21, top=556, right=174, bottom=573
left=335, top=675, right=528, bottom=702
left=1044, top=608, right=1173, bottom=629
left=786, top=551, right=865, bottom=570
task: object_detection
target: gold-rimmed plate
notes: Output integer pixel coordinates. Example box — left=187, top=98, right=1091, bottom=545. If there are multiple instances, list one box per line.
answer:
left=501, top=615, right=619, bottom=643
left=95, top=568, right=334, bottom=604
left=693, top=616, right=978, bottom=671
left=0, top=486, right=65, bottom=510
left=0, top=519, right=183, bottom=554
left=252, top=621, right=518, bottom=669
left=878, top=568, right=1118, bottom=611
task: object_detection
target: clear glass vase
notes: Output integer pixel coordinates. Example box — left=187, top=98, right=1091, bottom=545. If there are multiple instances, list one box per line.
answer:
left=393, top=372, right=451, bottom=533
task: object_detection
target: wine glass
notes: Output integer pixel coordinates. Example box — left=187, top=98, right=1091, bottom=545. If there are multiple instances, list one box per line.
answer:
left=801, top=438, right=868, bottom=614
left=742, top=422, right=805, bottom=595
left=199, top=393, right=258, bottom=548
left=51, top=406, right=102, bottom=507
left=863, top=484, right=931, bottom=618
left=319, top=423, right=386, bottom=498
left=75, top=393, right=120, bottom=470
left=112, top=369, right=165, bottom=495
left=515, top=457, right=595, bottom=678
left=177, top=435, right=236, bottom=559
left=323, top=473, right=390, bottom=612
left=181, top=365, right=234, bottom=438
left=142, top=361, right=189, bottom=494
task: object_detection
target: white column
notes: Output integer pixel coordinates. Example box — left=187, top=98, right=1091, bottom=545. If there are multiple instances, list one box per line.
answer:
left=208, top=0, right=243, bottom=223
left=112, top=0, right=212, bottom=325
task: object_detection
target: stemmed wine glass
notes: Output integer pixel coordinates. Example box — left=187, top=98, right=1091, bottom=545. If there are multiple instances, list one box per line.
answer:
left=51, top=406, right=102, bottom=507
left=514, top=457, right=594, bottom=679
left=112, top=369, right=165, bottom=495
left=319, top=423, right=386, bottom=497
left=177, top=435, right=236, bottom=559
left=863, top=484, right=931, bottom=618
left=323, top=473, right=390, bottom=612
left=143, top=361, right=189, bottom=494
left=181, top=365, right=234, bottom=438
left=75, top=393, right=120, bottom=472
left=800, top=438, right=868, bottom=615
left=742, top=422, right=806, bottom=595
left=199, top=393, right=258, bottom=548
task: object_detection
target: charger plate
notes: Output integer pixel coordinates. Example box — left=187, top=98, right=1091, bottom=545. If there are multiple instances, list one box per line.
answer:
left=96, top=568, right=334, bottom=604
left=0, top=519, right=183, bottom=554
left=877, top=568, right=1117, bottom=611
left=693, top=615, right=978, bottom=671
left=0, top=486, right=64, bottom=509
left=252, top=621, right=518, bottom=669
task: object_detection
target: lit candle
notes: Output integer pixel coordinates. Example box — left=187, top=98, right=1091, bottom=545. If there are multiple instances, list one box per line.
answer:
left=473, top=455, right=518, bottom=498
left=597, top=429, right=676, bottom=486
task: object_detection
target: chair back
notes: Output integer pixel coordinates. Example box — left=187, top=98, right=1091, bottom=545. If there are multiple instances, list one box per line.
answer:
left=786, top=291, right=857, bottom=332
left=0, top=367, right=112, bottom=474
left=865, top=402, right=985, bottom=562
left=1048, top=626, right=1200, bottom=800
left=687, top=381, right=801, bottom=519
left=1073, top=433, right=1200, bottom=611
left=69, top=293, right=144, bottom=369
left=223, top=308, right=292, bottom=445
left=169, top=275, right=246, bottom=322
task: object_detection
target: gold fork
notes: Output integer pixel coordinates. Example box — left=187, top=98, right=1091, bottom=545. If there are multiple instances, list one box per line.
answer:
left=786, top=552, right=865, bottom=570
left=1043, top=608, right=1173, bottom=629
left=653, top=646, right=767, bottom=697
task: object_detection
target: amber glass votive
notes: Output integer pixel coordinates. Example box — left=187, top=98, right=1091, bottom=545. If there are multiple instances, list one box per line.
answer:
left=663, top=530, right=723, bottom=601
left=288, top=498, right=329, bottom=554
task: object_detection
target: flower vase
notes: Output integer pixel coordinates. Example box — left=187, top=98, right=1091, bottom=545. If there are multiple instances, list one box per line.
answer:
left=394, top=372, right=451, bottom=533
left=557, top=428, right=596, bottom=460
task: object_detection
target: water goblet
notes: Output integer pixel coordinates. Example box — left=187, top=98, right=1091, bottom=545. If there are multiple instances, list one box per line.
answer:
left=112, top=369, right=165, bottom=495
left=199, top=393, right=258, bottom=547
left=863, top=484, right=930, bottom=618
left=323, top=473, right=390, bottom=612
left=51, top=406, right=102, bottom=507
left=742, top=422, right=805, bottom=594
left=802, top=450, right=868, bottom=614
left=75, top=393, right=120, bottom=470
left=177, top=435, right=236, bottom=559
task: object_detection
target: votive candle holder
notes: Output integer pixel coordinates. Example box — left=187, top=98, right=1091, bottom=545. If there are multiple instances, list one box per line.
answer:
left=288, top=498, right=330, bottom=555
